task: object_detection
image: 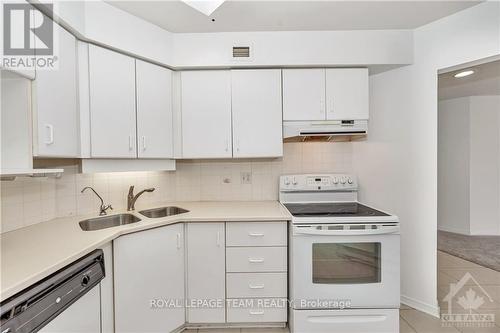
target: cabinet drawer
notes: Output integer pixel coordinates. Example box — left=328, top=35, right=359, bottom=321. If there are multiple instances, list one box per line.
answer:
left=226, top=222, right=287, bottom=247
left=226, top=247, right=287, bottom=272
left=226, top=298, right=287, bottom=323
left=227, top=273, right=287, bottom=298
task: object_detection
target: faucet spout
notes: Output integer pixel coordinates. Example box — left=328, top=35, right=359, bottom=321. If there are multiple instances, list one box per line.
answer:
left=127, top=186, right=155, bottom=211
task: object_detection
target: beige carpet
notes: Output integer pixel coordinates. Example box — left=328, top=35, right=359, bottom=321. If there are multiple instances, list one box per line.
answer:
left=438, top=230, right=500, bottom=272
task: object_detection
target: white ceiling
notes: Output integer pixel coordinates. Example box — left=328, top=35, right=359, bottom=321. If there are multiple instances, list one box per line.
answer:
left=438, top=60, right=500, bottom=100
left=106, top=1, right=481, bottom=33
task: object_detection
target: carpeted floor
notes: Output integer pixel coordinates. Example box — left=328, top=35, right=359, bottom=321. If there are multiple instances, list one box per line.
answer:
left=437, top=230, right=500, bottom=272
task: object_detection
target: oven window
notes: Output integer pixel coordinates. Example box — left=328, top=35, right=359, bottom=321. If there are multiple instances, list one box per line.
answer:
left=312, top=243, right=381, bottom=284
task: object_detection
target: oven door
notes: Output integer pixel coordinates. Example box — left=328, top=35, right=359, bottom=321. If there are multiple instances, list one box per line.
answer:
left=290, top=223, right=400, bottom=309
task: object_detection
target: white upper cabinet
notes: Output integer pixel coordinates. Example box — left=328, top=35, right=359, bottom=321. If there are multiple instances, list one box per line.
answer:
left=231, top=69, right=283, bottom=158
left=326, top=68, right=369, bottom=120
left=88, top=45, right=137, bottom=158
left=181, top=71, right=232, bottom=158
left=283, top=68, right=369, bottom=121
left=136, top=60, right=173, bottom=158
left=33, top=20, right=79, bottom=157
left=282, top=69, right=326, bottom=121
left=114, top=224, right=185, bottom=333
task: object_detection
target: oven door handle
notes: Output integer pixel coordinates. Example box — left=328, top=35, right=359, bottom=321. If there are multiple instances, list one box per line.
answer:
left=293, top=226, right=399, bottom=236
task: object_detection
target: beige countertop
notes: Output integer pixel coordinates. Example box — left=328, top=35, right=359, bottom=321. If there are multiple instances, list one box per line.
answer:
left=0, top=200, right=291, bottom=301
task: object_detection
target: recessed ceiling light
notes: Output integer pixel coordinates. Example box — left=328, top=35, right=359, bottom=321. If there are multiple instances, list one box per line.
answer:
left=181, top=0, right=225, bottom=16
left=454, top=70, right=474, bottom=78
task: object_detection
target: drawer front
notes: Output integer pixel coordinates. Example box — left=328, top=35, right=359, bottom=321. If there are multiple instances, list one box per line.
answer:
left=226, top=222, right=287, bottom=246
left=227, top=273, right=287, bottom=298
left=226, top=247, right=287, bottom=273
left=226, top=298, right=287, bottom=323
left=291, top=308, right=399, bottom=333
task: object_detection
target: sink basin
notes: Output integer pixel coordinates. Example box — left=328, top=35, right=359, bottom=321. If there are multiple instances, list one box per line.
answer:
left=139, top=206, right=189, bottom=218
left=79, top=214, right=141, bottom=231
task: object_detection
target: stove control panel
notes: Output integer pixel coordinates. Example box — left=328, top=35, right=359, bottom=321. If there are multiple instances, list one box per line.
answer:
left=280, top=174, right=357, bottom=191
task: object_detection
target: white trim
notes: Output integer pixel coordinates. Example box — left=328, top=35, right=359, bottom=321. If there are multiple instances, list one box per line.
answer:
left=401, top=295, right=440, bottom=318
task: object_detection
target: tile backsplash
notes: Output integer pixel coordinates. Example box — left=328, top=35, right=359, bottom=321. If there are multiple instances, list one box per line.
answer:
left=0, top=142, right=352, bottom=233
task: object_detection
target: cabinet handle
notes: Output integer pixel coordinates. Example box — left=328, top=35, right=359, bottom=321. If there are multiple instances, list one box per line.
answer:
left=236, top=139, right=240, bottom=153
left=216, top=231, right=221, bottom=247
left=248, top=233, right=264, bottom=237
left=176, top=233, right=181, bottom=249
left=45, top=124, right=54, bottom=145
left=128, top=136, right=133, bottom=151
left=249, top=310, right=265, bottom=315
left=248, top=258, right=264, bottom=263
left=320, top=99, right=325, bottom=114
left=225, top=139, right=229, bottom=152
left=249, top=284, right=265, bottom=289
left=330, top=99, right=334, bottom=113
left=142, top=136, right=146, bottom=151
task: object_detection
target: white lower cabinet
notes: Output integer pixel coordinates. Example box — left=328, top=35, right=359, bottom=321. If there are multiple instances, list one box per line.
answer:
left=186, top=222, right=226, bottom=323
left=113, top=224, right=185, bottom=333
left=225, top=221, right=288, bottom=325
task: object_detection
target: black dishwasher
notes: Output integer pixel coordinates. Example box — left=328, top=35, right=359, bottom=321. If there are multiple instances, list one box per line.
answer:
left=0, top=249, right=105, bottom=333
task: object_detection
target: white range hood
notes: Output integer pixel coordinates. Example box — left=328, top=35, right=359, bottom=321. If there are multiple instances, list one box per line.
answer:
left=283, top=120, right=368, bottom=142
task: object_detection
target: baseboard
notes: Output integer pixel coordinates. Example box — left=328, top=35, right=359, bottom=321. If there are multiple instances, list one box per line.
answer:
left=401, top=295, right=440, bottom=318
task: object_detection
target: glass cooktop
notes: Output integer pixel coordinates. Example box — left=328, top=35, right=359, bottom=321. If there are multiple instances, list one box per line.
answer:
left=284, top=202, right=390, bottom=217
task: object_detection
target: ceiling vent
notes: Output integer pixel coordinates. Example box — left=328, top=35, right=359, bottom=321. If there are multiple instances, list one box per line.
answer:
left=232, top=46, right=250, bottom=58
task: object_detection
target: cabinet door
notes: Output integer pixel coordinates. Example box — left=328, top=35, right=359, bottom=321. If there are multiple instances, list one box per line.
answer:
left=114, top=224, right=185, bottom=333
left=34, top=20, right=79, bottom=157
left=181, top=71, right=232, bottom=158
left=187, top=223, right=225, bottom=323
left=282, top=68, right=326, bottom=121
left=231, top=69, right=283, bottom=158
left=89, top=45, right=137, bottom=158
left=136, top=60, right=173, bottom=158
left=326, top=68, right=369, bottom=120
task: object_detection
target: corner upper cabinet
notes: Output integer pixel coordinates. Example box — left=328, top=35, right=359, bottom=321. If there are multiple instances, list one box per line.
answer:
left=282, top=69, right=326, bottom=121
left=88, top=45, right=137, bottom=158
left=180, top=71, right=232, bottom=158
left=231, top=70, right=283, bottom=158
left=33, top=19, right=79, bottom=157
left=136, top=60, right=173, bottom=158
left=325, top=68, right=369, bottom=120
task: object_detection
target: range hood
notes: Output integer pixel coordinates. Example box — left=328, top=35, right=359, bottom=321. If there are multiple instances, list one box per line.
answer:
left=283, top=120, right=368, bottom=142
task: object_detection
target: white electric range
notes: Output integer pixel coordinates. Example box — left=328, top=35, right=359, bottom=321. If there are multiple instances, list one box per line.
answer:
left=280, top=174, right=400, bottom=333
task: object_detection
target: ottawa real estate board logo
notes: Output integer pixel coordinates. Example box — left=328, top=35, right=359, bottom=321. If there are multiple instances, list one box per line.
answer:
left=2, top=3, right=58, bottom=70
left=441, top=272, right=496, bottom=329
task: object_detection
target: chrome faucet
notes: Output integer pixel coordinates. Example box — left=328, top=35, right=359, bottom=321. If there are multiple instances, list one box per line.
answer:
left=81, top=186, right=113, bottom=216
left=127, top=186, right=155, bottom=211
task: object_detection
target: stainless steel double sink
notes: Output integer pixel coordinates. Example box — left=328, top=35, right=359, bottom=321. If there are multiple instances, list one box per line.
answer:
left=79, top=206, right=189, bottom=231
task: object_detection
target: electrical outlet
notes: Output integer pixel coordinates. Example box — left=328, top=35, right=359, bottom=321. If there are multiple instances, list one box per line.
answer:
left=241, top=172, right=252, bottom=184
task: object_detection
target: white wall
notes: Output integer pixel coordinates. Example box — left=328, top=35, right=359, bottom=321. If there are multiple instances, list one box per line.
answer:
left=353, top=1, right=500, bottom=317
left=172, top=30, right=413, bottom=68
left=438, top=98, right=470, bottom=235
left=42, top=1, right=412, bottom=69
left=469, top=96, right=500, bottom=235
left=41, top=0, right=174, bottom=65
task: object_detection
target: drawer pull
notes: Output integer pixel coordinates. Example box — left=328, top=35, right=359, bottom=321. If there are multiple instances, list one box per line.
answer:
left=248, top=258, right=265, bottom=263
left=249, top=284, right=265, bottom=289
left=249, top=310, right=265, bottom=315
left=248, top=233, right=264, bottom=237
